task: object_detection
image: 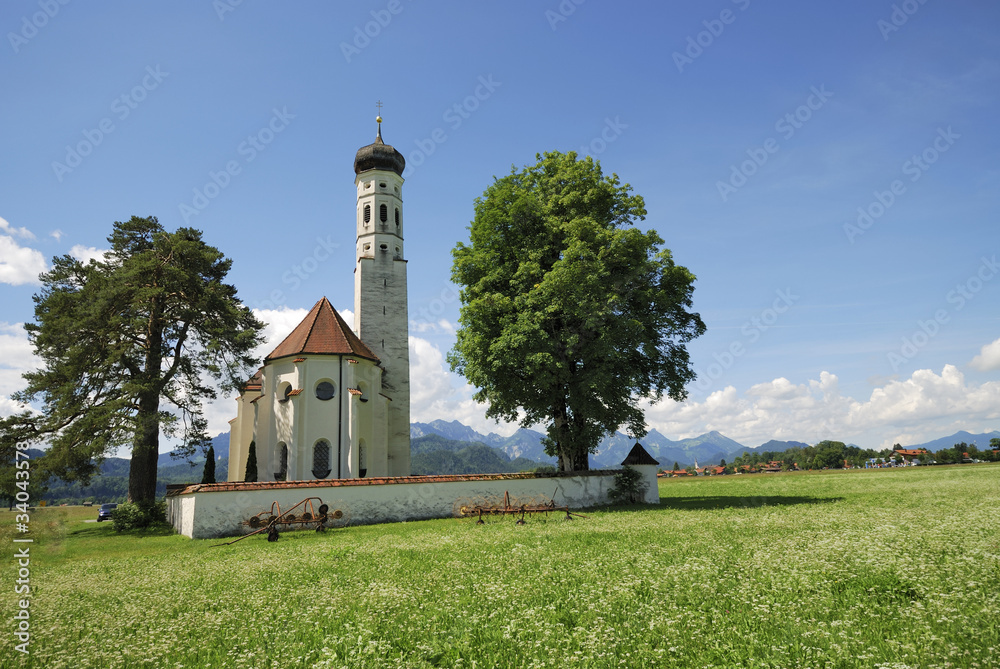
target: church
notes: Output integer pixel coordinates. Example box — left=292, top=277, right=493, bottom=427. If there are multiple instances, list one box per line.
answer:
left=227, top=116, right=411, bottom=482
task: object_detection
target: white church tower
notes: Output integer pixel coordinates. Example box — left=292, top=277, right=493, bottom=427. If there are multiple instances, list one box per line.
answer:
left=353, top=115, right=411, bottom=476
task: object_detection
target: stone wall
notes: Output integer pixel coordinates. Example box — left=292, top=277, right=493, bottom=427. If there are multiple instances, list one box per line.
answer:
left=167, top=465, right=659, bottom=539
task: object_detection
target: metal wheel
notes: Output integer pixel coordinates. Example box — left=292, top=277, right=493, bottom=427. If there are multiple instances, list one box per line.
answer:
left=325, top=500, right=350, bottom=528
left=452, top=497, right=474, bottom=518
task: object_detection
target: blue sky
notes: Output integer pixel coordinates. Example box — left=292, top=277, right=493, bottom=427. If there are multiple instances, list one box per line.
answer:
left=1, top=0, right=998, bottom=452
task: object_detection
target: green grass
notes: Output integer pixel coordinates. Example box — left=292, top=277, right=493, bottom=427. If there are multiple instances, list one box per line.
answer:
left=3, top=466, right=998, bottom=668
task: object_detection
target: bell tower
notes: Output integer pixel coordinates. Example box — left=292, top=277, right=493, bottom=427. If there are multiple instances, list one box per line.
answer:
left=353, top=113, right=410, bottom=476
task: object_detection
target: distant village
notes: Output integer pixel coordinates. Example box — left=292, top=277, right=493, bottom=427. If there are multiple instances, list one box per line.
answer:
left=659, top=440, right=1000, bottom=477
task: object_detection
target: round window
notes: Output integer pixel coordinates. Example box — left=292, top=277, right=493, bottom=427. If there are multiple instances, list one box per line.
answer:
left=315, top=381, right=336, bottom=401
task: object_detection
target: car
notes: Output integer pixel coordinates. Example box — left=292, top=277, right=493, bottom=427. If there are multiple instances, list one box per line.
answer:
left=97, top=503, right=118, bottom=522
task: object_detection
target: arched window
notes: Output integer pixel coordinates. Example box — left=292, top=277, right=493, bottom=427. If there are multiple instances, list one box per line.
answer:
left=363, top=204, right=371, bottom=223
left=358, top=440, right=367, bottom=478
left=278, top=382, right=292, bottom=403
left=379, top=203, right=387, bottom=222
left=394, top=208, right=399, bottom=226
left=275, top=442, right=288, bottom=481
left=313, top=440, right=331, bottom=479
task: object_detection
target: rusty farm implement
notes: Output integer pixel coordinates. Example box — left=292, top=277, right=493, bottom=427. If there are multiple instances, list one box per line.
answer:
left=213, top=496, right=348, bottom=547
left=452, top=490, right=587, bottom=525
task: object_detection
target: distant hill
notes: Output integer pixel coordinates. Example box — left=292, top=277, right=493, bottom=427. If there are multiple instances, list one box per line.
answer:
left=906, top=430, right=1000, bottom=452
left=756, top=439, right=811, bottom=452
left=410, top=435, right=550, bottom=476
left=157, top=432, right=229, bottom=466
left=410, top=422, right=757, bottom=468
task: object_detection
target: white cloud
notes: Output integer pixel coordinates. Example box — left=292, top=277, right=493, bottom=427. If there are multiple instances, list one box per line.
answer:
left=970, top=337, right=1000, bottom=371
left=410, top=318, right=456, bottom=334
left=0, top=322, right=39, bottom=419
left=407, top=335, right=519, bottom=437
left=252, top=306, right=310, bottom=360
left=68, top=244, right=109, bottom=264
left=643, top=365, right=1000, bottom=450
left=50, top=230, right=63, bottom=242
left=0, top=234, right=47, bottom=286
left=0, top=216, right=36, bottom=240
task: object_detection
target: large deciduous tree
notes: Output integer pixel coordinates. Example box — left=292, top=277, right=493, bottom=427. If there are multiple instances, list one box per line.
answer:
left=0, top=216, right=263, bottom=502
left=449, top=152, right=705, bottom=471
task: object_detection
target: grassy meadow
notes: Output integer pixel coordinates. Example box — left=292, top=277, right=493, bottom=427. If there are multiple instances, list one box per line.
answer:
left=3, top=465, right=998, bottom=668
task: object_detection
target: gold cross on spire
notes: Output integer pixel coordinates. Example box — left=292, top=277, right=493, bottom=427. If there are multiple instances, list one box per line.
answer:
left=376, top=100, right=383, bottom=115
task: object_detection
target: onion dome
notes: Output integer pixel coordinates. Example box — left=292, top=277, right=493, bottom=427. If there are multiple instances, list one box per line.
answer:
left=354, top=115, right=405, bottom=176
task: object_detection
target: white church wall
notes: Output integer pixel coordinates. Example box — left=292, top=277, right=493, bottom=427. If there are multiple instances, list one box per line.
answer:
left=299, top=357, right=345, bottom=481
left=636, top=464, right=660, bottom=504
left=167, top=471, right=639, bottom=540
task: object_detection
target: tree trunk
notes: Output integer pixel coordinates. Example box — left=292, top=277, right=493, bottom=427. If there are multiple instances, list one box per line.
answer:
left=128, top=391, right=160, bottom=503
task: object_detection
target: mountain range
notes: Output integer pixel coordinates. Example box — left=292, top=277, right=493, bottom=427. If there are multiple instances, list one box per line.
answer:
left=409, top=420, right=1000, bottom=469
left=181, top=423, right=1000, bottom=470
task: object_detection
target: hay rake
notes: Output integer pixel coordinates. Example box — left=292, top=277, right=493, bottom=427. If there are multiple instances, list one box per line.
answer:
left=453, top=490, right=587, bottom=525
left=212, top=497, right=348, bottom=547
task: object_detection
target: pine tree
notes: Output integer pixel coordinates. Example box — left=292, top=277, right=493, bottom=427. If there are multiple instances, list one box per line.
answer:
left=201, top=444, right=216, bottom=484
left=0, top=216, right=264, bottom=502
left=672, top=461, right=680, bottom=472
left=245, top=441, right=258, bottom=482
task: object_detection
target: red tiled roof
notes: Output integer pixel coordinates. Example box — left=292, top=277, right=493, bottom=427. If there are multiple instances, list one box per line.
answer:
left=292, top=357, right=306, bottom=363
left=347, top=388, right=362, bottom=396
left=167, top=470, right=620, bottom=496
left=265, top=297, right=379, bottom=363
left=243, top=366, right=264, bottom=392
left=895, top=448, right=928, bottom=456
left=287, top=388, right=303, bottom=397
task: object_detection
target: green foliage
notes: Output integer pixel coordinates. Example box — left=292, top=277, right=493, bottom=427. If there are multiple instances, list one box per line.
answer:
left=245, top=441, right=258, bottom=482
left=0, top=216, right=264, bottom=503
left=201, top=444, right=216, bottom=484
left=449, top=151, right=705, bottom=471
left=608, top=464, right=647, bottom=504
left=110, top=500, right=167, bottom=532
left=672, top=461, right=680, bottom=472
